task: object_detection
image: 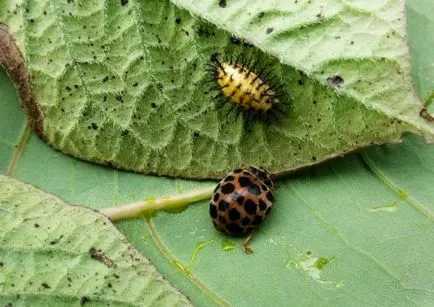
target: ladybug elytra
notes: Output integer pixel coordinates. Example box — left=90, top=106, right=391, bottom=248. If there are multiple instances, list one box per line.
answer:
left=209, top=166, right=275, bottom=253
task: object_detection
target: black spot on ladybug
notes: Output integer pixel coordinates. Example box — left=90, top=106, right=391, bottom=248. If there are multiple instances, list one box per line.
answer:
left=262, top=183, right=272, bottom=192
left=252, top=215, right=263, bottom=225
left=266, top=191, right=274, bottom=202
left=218, top=200, right=229, bottom=211
left=221, top=183, right=235, bottom=194
left=209, top=204, right=217, bottom=218
left=327, top=75, right=344, bottom=86
left=219, top=216, right=226, bottom=223
left=250, top=166, right=259, bottom=173
left=241, top=217, right=251, bottom=225
left=247, top=183, right=261, bottom=196
left=233, top=168, right=243, bottom=173
left=213, top=193, right=220, bottom=202
left=264, top=179, right=273, bottom=188
left=244, top=199, right=258, bottom=215
left=226, top=223, right=243, bottom=234
left=230, top=192, right=245, bottom=204
left=224, top=175, right=235, bottom=182
left=259, top=200, right=267, bottom=211
left=228, top=208, right=241, bottom=221
left=238, top=176, right=253, bottom=188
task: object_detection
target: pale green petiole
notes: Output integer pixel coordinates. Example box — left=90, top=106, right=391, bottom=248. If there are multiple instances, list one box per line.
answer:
left=100, top=186, right=215, bottom=221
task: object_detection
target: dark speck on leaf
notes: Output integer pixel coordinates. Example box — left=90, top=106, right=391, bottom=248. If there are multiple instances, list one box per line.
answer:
left=80, top=296, right=90, bottom=305
left=219, top=0, right=226, bottom=8
left=258, top=12, right=265, bottom=18
left=120, top=0, right=128, bottom=6
left=266, top=27, right=274, bottom=34
left=41, top=283, right=50, bottom=289
left=298, top=79, right=304, bottom=85
left=175, top=18, right=181, bottom=24
left=231, top=37, right=241, bottom=45
left=102, top=76, right=109, bottom=83
left=327, top=75, right=344, bottom=86
left=89, top=248, right=114, bottom=268
left=49, top=234, right=64, bottom=245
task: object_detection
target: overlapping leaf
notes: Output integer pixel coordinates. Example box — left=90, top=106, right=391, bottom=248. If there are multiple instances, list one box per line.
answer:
left=1, top=0, right=432, bottom=178
left=0, top=175, right=191, bottom=306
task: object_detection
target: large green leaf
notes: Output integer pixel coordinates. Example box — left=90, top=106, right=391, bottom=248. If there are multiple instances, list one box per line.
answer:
left=0, top=0, right=432, bottom=178
left=0, top=0, right=433, bottom=306
left=0, top=175, right=191, bottom=306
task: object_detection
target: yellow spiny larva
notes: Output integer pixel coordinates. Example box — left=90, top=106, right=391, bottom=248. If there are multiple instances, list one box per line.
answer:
left=216, top=62, right=275, bottom=112
left=208, top=52, right=287, bottom=125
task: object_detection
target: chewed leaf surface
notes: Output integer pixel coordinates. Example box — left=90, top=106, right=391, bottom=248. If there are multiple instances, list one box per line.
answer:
left=0, top=0, right=432, bottom=178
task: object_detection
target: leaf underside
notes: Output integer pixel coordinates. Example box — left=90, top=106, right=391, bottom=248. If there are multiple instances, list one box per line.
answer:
left=0, top=0, right=432, bottom=179
left=0, top=174, right=191, bottom=306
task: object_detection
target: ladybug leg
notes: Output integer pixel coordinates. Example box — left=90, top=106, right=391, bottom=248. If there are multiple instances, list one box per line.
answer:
left=241, top=230, right=256, bottom=254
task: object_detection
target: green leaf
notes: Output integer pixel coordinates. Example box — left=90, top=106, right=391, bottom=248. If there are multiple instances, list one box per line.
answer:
left=0, top=0, right=432, bottom=178
left=1, top=62, right=434, bottom=305
left=0, top=174, right=191, bottom=306
left=0, top=0, right=433, bottom=306
left=407, top=0, right=434, bottom=102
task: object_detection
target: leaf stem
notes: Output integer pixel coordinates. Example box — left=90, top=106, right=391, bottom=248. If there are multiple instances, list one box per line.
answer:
left=100, top=186, right=215, bottom=221
left=423, top=90, right=434, bottom=108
